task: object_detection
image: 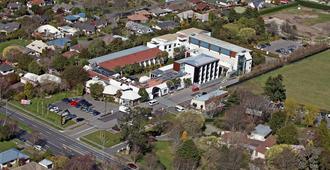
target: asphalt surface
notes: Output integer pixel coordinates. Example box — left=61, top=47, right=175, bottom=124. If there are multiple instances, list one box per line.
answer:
left=0, top=106, right=127, bottom=169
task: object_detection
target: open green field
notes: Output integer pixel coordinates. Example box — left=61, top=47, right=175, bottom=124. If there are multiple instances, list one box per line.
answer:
left=0, top=140, right=17, bottom=152
left=154, top=141, right=174, bottom=169
left=10, top=91, right=76, bottom=129
left=82, top=130, right=121, bottom=148
left=237, top=50, right=330, bottom=110
left=0, top=39, right=30, bottom=53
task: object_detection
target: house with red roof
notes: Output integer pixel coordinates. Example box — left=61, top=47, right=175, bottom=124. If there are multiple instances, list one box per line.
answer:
left=27, top=0, right=45, bottom=8
left=88, top=45, right=161, bottom=71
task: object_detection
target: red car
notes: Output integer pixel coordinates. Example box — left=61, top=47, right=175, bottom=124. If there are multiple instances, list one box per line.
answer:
left=192, top=85, right=199, bottom=92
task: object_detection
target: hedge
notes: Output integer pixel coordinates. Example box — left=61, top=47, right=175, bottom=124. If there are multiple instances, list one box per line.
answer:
left=259, top=0, right=330, bottom=15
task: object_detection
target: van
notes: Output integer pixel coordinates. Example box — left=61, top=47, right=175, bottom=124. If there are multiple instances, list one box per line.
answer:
left=148, top=100, right=159, bottom=106
left=119, top=105, right=130, bottom=113
left=175, top=105, right=185, bottom=112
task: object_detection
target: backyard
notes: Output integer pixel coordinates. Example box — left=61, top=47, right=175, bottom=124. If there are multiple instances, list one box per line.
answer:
left=154, top=141, right=174, bottom=169
left=10, top=92, right=76, bottom=129
left=81, top=130, right=121, bottom=149
left=0, top=39, right=30, bottom=53
left=236, top=50, right=330, bottom=110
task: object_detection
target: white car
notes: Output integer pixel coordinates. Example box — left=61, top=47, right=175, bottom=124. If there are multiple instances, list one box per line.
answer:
left=175, top=105, right=185, bottom=112
left=148, top=100, right=159, bottom=106
left=33, top=145, right=42, bottom=151
left=119, top=105, right=130, bottom=113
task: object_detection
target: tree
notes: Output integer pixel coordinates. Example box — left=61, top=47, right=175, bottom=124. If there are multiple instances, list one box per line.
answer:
left=89, top=83, right=104, bottom=100
left=64, top=155, right=98, bottom=170
left=238, top=27, right=256, bottom=43
left=16, top=54, right=33, bottom=71
left=298, top=147, right=321, bottom=170
left=223, top=105, right=249, bottom=131
left=316, top=120, right=330, bottom=151
left=115, top=90, right=122, bottom=99
left=270, top=147, right=299, bottom=170
left=228, top=9, right=240, bottom=22
left=174, top=139, right=201, bottom=170
left=50, top=155, right=69, bottom=170
left=28, top=61, right=43, bottom=75
left=252, top=51, right=265, bottom=66
left=145, top=152, right=165, bottom=170
left=264, top=74, right=286, bottom=102
left=183, top=78, right=192, bottom=88
left=62, top=66, right=89, bottom=89
left=304, top=104, right=319, bottom=127
left=269, top=111, right=286, bottom=133
left=284, top=98, right=298, bottom=122
left=277, top=124, right=298, bottom=144
left=138, top=88, right=149, bottom=102
left=88, top=39, right=107, bottom=58
left=51, top=55, right=68, bottom=71
left=23, top=82, right=34, bottom=99
left=178, top=112, right=204, bottom=137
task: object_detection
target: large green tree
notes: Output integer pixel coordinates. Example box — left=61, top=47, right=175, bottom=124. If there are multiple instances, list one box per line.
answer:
left=28, top=61, right=43, bottom=75
left=269, top=111, right=286, bottom=133
left=174, top=139, right=201, bottom=170
left=62, top=66, right=89, bottom=89
left=89, top=83, right=104, bottom=100
left=138, top=88, right=149, bottom=102
left=264, top=74, right=286, bottom=102
left=277, top=124, right=298, bottom=144
left=51, top=55, right=68, bottom=71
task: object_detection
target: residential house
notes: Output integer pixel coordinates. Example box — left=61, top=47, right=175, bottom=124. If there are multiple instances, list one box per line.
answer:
left=152, top=20, right=179, bottom=30
left=0, top=63, right=14, bottom=76
left=252, top=136, right=277, bottom=159
left=177, top=10, right=209, bottom=22
left=52, top=3, right=74, bottom=13
left=73, top=22, right=95, bottom=35
left=195, top=2, right=210, bottom=12
left=0, top=22, right=20, bottom=34
left=35, top=24, right=63, bottom=39
left=13, top=162, right=48, bottom=170
left=39, top=159, right=53, bottom=169
left=149, top=8, right=172, bottom=17
left=21, top=72, right=61, bottom=85
left=249, top=124, right=272, bottom=141
left=127, top=13, right=149, bottom=23
left=125, top=21, right=153, bottom=35
left=191, top=89, right=228, bottom=110
left=248, top=0, right=265, bottom=10
left=26, top=40, right=55, bottom=56
left=92, top=19, right=108, bottom=31
left=120, top=90, right=141, bottom=106
left=64, top=13, right=87, bottom=23
left=58, top=25, right=79, bottom=36
left=27, top=0, right=45, bottom=8
left=62, top=50, right=78, bottom=58
left=70, top=40, right=92, bottom=53
left=0, top=148, right=30, bottom=169
left=88, top=45, right=161, bottom=71
left=214, top=0, right=239, bottom=7
left=7, top=2, right=23, bottom=11
left=47, top=38, right=71, bottom=49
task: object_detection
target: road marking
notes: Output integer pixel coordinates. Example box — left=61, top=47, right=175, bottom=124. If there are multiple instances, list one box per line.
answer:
left=72, top=126, right=95, bottom=137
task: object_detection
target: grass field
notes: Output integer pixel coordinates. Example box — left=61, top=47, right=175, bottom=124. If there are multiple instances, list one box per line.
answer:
left=0, top=140, right=17, bottom=152
left=154, top=141, right=174, bottom=169
left=82, top=130, right=121, bottom=148
left=237, top=50, right=330, bottom=110
left=0, top=39, right=30, bottom=53
left=10, top=91, right=76, bottom=129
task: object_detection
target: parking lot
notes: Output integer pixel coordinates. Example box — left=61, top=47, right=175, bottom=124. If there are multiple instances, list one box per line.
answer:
left=49, top=95, right=120, bottom=125
left=257, top=39, right=302, bottom=57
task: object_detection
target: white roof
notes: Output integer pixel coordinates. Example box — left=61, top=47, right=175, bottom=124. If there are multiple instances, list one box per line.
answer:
left=86, top=78, right=106, bottom=88
left=139, top=76, right=150, bottom=83
left=38, top=74, right=61, bottom=84
left=156, top=82, right=168, bottom=90
left=36, top=24, right=61, bottom=34
left=39, top=159, right=52, bottom=166
left=121, top=90, right=141, bottom=100
left=23, top=72, right=38, bottom=82
left=26, top=40, right=54, bottom=54
left=103, top=84, right=120, bottom=95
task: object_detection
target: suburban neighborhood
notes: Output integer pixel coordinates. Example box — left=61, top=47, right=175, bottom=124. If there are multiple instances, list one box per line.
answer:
left=0, top=0, right=329, bottom=169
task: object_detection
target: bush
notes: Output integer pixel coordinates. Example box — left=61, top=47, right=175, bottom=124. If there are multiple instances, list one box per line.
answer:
left=297, top=0, right=330, bottom=10
left=259, top=2, right=299, bottom=15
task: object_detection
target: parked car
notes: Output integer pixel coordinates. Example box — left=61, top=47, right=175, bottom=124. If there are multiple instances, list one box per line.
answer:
left=148, top=99, right=159, bottom=106
left=76, top=117, right=85, bottom=122
left=62, top=98, right=71, bottom=103
left=119, top=105, right=130, bottom=113
left=175, top=105, right=185, bottom=112
left=127, top=163, right=138, bottom=169
left=92, top=110, right=101, bottom=116
left=34, top=145, right=42, bottom=151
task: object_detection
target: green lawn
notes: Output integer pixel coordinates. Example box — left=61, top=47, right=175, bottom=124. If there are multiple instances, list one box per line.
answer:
left=0, top=39, right=30, bottom=53
left=0, top=140, right=17, bottom=152
left=82, top=130, right=121, bottom=148
left=237, top=50, right=330, bottom=110
left=154, top=141, right=174, bottom=170
left=10, top=91, right=76, bottom=129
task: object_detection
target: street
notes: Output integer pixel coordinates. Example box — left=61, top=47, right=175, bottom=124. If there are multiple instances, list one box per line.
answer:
left=0, top=106, right=127, bottom=169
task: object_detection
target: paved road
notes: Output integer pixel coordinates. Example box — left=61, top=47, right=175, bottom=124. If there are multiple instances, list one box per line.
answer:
left=0, top=106, right=128, bottom=169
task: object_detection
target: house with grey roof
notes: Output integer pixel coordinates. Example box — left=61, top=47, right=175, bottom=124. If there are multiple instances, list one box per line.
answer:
left=7, top=2, right=23, bottom=11
left=125, top=21, right=153, bottom=35
left=0, top=148, right=30, bottom=169
left=0, top=64, right=14, bottom=76
left=73, top=22, right=95, bottom=35
left=152, top=21, right=179, bottom=30
left=0, top=22, right=20, bottom=34
left=250, top=124, right=272, bottom=141
left=191, top=89, right=228, bottom=111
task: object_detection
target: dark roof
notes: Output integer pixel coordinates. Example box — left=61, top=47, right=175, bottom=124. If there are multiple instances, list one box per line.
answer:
left=0, top=22, right=20, bottom=33
left=70, top=40, right=92, bottom=52
left=0, top=64, right=13, bottom=72
left=7, top=2, right=22, bottom=9
left=73, top=22, right=95, bottom=32
left=156, top=21, right=179, bottom=30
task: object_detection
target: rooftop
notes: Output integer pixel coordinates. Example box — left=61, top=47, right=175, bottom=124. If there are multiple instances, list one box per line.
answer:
left=153, top=33, right=178, bottom=42
left=88, top=45, right=149, bottom=64
left=176, top=53, right=219, bottom=67
left=177, top=27, right=209, bottom=37
left=0, top=63, right=13, bottom=72
left=252, top=124, right=272, bottom=137
left=0, top=148, right=29, bottom=164
left=191, top=34, right=251, bottom=53
left=193, top=89, right=228, bottom=101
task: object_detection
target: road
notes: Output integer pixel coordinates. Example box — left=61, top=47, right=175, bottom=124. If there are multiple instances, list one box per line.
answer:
left=0, top=106, right=127, bottom=169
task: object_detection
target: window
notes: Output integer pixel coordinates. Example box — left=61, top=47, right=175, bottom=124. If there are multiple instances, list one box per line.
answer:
left=200, top=41, right=209, bottom=49
left=164, top=45, right=167, bottom=50
left=221, top=48, right=231, bottom=56
left=189, top=37, right=199, bottom=46
left=210, top=45, right=220, bottom=53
